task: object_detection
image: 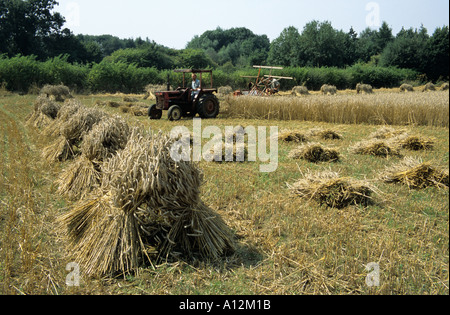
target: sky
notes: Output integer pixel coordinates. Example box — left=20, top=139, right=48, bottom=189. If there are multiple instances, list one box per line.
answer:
left=55, top=0, right=450, bottom=49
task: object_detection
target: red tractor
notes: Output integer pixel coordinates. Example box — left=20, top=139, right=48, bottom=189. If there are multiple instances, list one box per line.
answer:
left=148, top=69, right=220, bottom=121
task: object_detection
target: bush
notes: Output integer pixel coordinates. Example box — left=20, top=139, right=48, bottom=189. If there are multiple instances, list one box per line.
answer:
left=0, top=54, right=421, bottom=94
left=41, top=55, right=89, bottom=92
left=0, top=55, right=44, bottom=92
left=87, top=61, right=159, bottom=93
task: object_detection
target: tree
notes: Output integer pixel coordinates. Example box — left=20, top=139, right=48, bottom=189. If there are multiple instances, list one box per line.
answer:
left=268, top=26, right=302, bottom=67
left=424, top=26, right=449, bottom=80
left=186, top=27, right=270, bottom=66
left=176, top=49, right=216, bottom=69
left=376, top=22, right=394, bottom=52
left=0, top=0, right=66, bottom=58
left=379, top=26, right=429, bottom=74
left=298, top=21, right=350, bottom=68
left=356, top=22, right=393, bottom=63
left=105, top=44, right=175, bottom=70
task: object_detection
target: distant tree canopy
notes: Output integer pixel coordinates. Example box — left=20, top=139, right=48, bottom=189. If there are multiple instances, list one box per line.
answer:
left=186, top=27, right=270, bottom=67
left=0, top=0, right=87, bottom=61
left=267, top=21, right=448, bottom=81
left=0, top=0, right=448, bottom=82
left=380, top=26, right=449, bottom=81
left=268, top=21, right=395, bottom=68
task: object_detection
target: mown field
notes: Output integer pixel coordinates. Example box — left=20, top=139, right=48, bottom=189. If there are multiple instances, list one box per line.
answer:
left=0, top=88, right=448, bottom=295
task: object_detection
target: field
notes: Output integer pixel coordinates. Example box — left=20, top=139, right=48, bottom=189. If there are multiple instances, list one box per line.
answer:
left=0, top=88, right=449, bottom=295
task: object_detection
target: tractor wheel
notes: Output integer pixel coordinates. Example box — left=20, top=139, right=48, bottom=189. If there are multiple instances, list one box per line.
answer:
left=197, top=94, right=220, bottom=119
left=168, top=105, right=182, bottom=121
left=148, top=104, right=162, bottom=120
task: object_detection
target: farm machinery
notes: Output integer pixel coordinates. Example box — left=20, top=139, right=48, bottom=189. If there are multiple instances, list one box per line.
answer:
left=234, top=65, right=294, bottom=96
left=148, top=69, right=220, bottom=121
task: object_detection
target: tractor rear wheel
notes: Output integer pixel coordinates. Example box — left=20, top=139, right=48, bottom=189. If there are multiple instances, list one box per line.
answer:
left=197, top=94, right=220, bottom=119
left=148, top=104, right=162, bottom=120
left=168, top=105, right=182, bottom=121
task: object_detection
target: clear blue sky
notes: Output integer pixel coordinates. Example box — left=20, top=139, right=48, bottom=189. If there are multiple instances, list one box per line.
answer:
left=55, top=0, right=449, bottom=49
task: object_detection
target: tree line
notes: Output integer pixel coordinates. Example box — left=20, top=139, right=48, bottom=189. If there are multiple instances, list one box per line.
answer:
left=0, top=0, right=448, bottom=93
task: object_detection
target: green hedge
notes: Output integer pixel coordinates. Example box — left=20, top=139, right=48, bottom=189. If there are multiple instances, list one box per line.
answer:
left=0, top=54, right=419, bottom=93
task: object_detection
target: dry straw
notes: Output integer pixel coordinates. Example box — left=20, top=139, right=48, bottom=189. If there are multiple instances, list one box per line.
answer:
left=291, top=86, right=310, bottom=96
left=400, top=84, right=414, bottom=92
left=210, top=143, right=249, bottom=163
left=422, top=82, right=436, bottom=92
left=288, top=143, right=340, bottom=163
left=320, top=84, right=337, bottom=95
left=225, top=91, right=449, bottom=127
left=369, top=127, right=407, bottom=140
left=40, top=84, right=73, bottom=102
left=307, top=128, right=343, bottom=140
left=381, top=157, right=449, bottom=189
left=356, top=84, right=373, bottom=94
left=278, top=131, right=309, bottom=143
left=350, top=139, right=401, bottom=158
left=59, top=129, right=235, bottom=276
left=368, top=127, right=435, bottom=151
left=43, top=99, right=84, bottom=138
left=43, top=106, right=106, bottom=163
left=392, top=134, right=435, bottom=151
left=56, top=115, right=130, bottom=200
left=26, top=96, right=61, bottom=129
left=288, top=170, right=374, bottom=209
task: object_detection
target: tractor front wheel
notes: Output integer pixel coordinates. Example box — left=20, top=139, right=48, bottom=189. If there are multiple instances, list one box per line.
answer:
left=168, top=105, right=182, bottom=121
left=148, top=104, right=162, bottom=120
left=197, top=94, right=220, bottom=119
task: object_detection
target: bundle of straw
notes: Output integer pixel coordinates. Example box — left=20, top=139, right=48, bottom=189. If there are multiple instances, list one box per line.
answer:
left=369, top=127, right=407, bottom=140
left=40, top=84, right=73, bottom=102
left=278, top=131, right=308, bottom=143
left=350, top=139, right=401, bottom=158
left=56, top=115, right=130, bottom=200
left=43, top=99, right=83, bottom=138
left=59, top=129, right=235, bottom=276
left=288, top=170, right=374, bottom=209
left=26, top=96, right=61, bottom=129
left=381, top=157, right=449, bottom=189
left=288, top=143, right=340, bottom=163
left=43, top=107, right=106, bottom=163
left=392, top=134, right=435, bottom=151
left=307, top=128, right=343, bottom=140
left=210, top=143, right=249, bottom=163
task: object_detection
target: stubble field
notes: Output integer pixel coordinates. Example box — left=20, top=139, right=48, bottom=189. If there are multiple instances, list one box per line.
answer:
left=0, top=88, right=448, bottom=295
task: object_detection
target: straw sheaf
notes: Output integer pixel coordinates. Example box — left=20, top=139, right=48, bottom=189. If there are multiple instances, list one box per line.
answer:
left=350, top=139, right=401, bottom=158
left=59, top=130, right=235, bottom=276
left=288, top=143, right=340, bottom=163
left=60, top=107, right=106, bottom=142
left=43, top=99, right=84, bottom=138
left=209, top=142, right=249, bottom=163
left=101, top=129, right=204, bottom=212
left=278, top=131, right=309, bottom=143
left=43, top=107, right=106, bottom=163
left=392, top=134, right=435, bottom=151
left=58, top=193, right=147, bottom=276
left=56, top=155, right=103, bottom=200
left=381, top=157, right=449, bottom=189
left=26, top=96, right=61, bottom=129
left=288, top=170, right=374, bottom=209
left=56, top=116, right=130, bottom=200
left=40, top=84, right=73, bottom=102
left=369, top=127, right=408, bottom=140
left=292, top=86, right=310, bottom=96
left=307, top=128, right=343, bottom=140
left=81, top=115, right=130, bottom=162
